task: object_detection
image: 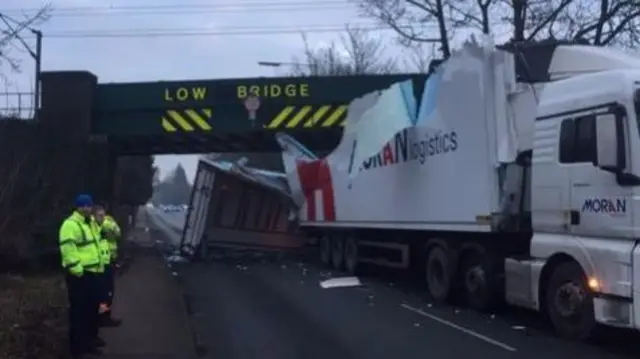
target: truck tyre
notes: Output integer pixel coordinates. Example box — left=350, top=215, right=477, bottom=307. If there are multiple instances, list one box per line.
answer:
left=344, top=237, right=359, bottom=274
left=331, top=237, right=345, bottom=270
left=545, top=261, right=596, bottom=341
left=425, top=245, right=452, bottom=302
left=319, top=236, right=331, bottom=265
left=460, top=251, right=499, bottom=311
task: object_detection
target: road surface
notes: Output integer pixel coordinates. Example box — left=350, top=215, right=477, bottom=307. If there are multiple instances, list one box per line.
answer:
left=148, top=208, right=186, bottom=246
left=149, top=208, right=186, bottom=230
left=166, top=247, right=640, bottom=359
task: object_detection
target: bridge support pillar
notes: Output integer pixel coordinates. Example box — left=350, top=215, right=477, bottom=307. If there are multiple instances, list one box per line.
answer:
left=39, top=71, right=112, bottom=202
left=40, top=71, right=97, bottom=140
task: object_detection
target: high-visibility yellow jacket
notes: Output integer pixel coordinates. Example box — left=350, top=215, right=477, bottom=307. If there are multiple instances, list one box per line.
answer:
left=92, top=217, right=111, bottom=265
left=59, top=211, right=103, bottom=276
left=95, top=214, right=121, bottom=264
left=104, top=215, right=121, bottom=260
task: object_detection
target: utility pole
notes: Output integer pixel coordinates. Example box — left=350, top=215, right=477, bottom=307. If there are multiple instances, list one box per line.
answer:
left=32, top=29, right=42, bottom=121
left=0, top=13, right=44, bottom=120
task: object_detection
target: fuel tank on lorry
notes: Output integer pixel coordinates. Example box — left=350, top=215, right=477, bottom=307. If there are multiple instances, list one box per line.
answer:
left=280, top=36, right=537, bottom=231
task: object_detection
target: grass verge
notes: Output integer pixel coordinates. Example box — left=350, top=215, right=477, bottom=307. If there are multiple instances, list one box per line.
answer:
left=0, top=273, right=68, bottom=359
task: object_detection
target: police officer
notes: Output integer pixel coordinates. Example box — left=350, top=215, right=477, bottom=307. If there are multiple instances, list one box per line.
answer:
left=93, top=204, right=123, bottom=327
left=59, top=194, right=104, bottom=358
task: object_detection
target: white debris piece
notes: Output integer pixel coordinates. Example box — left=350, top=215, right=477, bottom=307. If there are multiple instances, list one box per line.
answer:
left=167, top=255, right=189, bottom=263
left=319, top=276, right=361, bottom=289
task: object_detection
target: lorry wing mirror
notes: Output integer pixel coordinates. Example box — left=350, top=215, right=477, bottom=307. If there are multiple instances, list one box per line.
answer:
left=594, top=113, right=625, bottom=172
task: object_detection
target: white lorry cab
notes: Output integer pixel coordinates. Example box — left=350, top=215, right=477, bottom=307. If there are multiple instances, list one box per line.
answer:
left=277, top=37, right=640, bottom=340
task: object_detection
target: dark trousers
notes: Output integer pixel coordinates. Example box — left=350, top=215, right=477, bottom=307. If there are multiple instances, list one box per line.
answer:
left=97, top=264, right=115, bottom=324
left=101, top=264, right=115, bottom=306
left=66, top=273, right=100, bottom=355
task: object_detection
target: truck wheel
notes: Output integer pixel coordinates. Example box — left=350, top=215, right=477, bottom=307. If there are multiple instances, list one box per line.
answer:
left=545, top=261, right=596, bottom=341
left=460, top=252, right=498, bottom=311
left=344, top=237, right=359, bottom=274
left=319, top=236, right=331, bottom=265
left=331, top=237, right=345, bottom=270
left=425, top=245, right=452, bottom=302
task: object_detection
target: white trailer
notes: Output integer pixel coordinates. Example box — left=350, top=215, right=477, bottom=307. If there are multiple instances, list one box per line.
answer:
left=278, top=37, right=640, bottom=340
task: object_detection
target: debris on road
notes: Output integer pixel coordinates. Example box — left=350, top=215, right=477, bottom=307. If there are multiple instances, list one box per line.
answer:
left=320, top=276, right=361, bottom=289
left=167, top=254, right=189, bottom=263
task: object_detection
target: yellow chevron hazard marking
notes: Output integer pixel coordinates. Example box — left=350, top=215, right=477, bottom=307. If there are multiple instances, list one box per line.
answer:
left=184, top=109, right=212, bottom=130
left=161, top=108, right=213, bottom=132
left=303, top=105, right=331, bottom=128
left=161, top=117, right=177, bottom=132
left=266, top=106, right=295, bottom=129
left=167, top=110, right=195, bottom=131
left=266, top=105, right=347, bottom=129
left=321, top=105, right=347, bottom=127
left=285, top=106, right=312, bottom=128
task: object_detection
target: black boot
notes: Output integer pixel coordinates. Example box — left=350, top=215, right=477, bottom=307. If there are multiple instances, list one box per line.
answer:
left=83, top=346, right=103, bottom=356
left=91, top=337, right=106, bottom=347
left=99, top=313, right=122, bottom=327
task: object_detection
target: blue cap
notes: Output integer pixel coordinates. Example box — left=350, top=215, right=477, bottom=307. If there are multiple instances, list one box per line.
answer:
left=74, top=194, right=93, bottom=208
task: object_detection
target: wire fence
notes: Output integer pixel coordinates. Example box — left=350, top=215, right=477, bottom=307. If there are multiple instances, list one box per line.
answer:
left=0, top=92, right=36, bottom=120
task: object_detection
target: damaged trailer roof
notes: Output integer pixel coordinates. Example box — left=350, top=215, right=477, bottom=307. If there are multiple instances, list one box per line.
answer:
left=198, top=156, right=292, bottom=200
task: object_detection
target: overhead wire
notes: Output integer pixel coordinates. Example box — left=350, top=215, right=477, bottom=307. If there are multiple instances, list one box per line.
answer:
left=32, top=25, right=412, bottom=39
left=0, top=1, right=353, bottom=16
left=40, top=6, right=351, bottom=17
left=1, top=1, right=439, bottom=41
left=4, top=0, right=351, bottom=10
left=13, top=21, right=437, bottom=40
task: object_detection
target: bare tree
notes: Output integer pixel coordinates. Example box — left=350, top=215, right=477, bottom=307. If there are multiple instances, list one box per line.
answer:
left=358, top=0, right=454, bottom=58
left=461, top=0, right=640, bottom=45
left=290, top=25, right=398, bottom=76
left=358, top=0, right=640, bottom=61
left=401, top=43, right=438, bottom=72
left=448, top=0, right=498, bottom=35
left=500, top=0, right=573, bottom=41
left=551, top=0, right=640, bottom=46
left=0, top=5, right=51, bottom=75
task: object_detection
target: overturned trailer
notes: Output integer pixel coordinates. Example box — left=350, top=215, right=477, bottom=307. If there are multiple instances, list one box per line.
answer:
left=180, top=156, right=305, bottom=258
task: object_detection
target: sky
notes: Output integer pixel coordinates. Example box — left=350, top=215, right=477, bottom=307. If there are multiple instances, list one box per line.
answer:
left=0, top=0, right=450, bottom=182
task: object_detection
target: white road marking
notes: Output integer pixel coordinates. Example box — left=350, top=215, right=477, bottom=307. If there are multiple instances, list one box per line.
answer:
left=401, top=303, right=517, bottom=352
